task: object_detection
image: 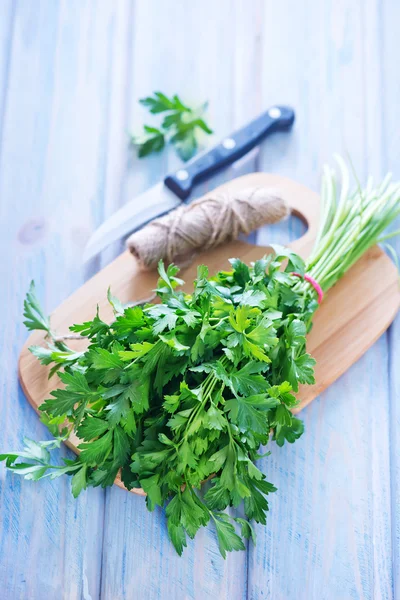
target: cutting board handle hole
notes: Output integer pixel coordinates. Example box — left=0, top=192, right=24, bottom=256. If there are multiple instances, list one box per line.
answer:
left=247, top=212, right=308, bottom=247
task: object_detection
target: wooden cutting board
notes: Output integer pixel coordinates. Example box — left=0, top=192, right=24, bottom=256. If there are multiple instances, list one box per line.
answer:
left=18, top=173, right=400, bottom=495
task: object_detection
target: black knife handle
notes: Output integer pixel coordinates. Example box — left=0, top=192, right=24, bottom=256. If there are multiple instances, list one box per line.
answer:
left=164, top=105, right=295, bottom=200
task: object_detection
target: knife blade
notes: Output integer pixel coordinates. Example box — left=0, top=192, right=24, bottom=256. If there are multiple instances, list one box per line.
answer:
left=83, top=105, right=295, bottom=262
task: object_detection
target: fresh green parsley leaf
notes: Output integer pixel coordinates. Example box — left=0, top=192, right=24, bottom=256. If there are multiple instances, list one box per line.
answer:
left=40, top=370, right=94, bottom=417
left=79, top=430, right=113, bottom=465
left=104, top=395, right=130, bottom=428
left=229, top=258, right=251, bottom=286
left=140, top=92, right=190, bottom=114
left=167, top=520, right=188, bottom=556
left=246, top=317, right=278, bottom=348
left=140, top=474, right=163, bottom=511
left=113, top=426, right=131, bottom=464
left=71, top=464, right=88, bottom=498
left=107, top=288, right=125, bottom=315
left=112, top=307, right=144, bottom=337
left=131, top=125, right=165, bottom=157
left=70, top=310, right=109, bottom=338
left=23, top=281, right=51, bottom=333
left=228, top=361, right=269, bottom=396
left=283, top=352, right=316, bottom=391
left=234, top=517, right=257, bottom=544
left=159, top=334, right=190, bottom=352
left=211, top=513, right=246, bottom=558
left=87, top=347, right=124, bottom=370
left=273, top=416, right=304, bottom=447
left=118, top=341, right=154, bottom=361
left=132, top=93, right=212, bottom=161
left=76, top=417, right=109, bottom=441
left=269, top=244, right=306, bottom=275
left=225, top=394, right=279, bottom=434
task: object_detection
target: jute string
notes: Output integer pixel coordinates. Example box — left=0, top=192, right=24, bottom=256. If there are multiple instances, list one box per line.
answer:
left=127, top=187, right=289, bottom=270
left=54, top=187, right=290, bottom=339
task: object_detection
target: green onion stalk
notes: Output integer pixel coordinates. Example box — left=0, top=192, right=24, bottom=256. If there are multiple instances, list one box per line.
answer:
left=298, top=155, right=400, bottom=299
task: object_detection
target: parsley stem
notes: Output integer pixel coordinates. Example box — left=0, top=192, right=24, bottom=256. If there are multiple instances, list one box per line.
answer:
left=178, top=372, right=219, bottom=445
left=180, top=357, right=229, bottom=445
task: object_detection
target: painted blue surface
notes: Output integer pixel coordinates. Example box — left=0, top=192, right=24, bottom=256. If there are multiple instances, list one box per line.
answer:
left=0, top=1, right=399, bottom=598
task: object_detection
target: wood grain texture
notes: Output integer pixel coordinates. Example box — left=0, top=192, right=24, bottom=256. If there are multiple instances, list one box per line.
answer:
left=0, top=2, right=120, bottom=598
left=249, top=2, right=398, bottom=599
left=1, top=0, right=399, bottom=599
left=381, top=2, right=400, bottom=599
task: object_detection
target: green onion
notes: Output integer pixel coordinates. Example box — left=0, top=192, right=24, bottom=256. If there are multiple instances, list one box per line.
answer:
left=302, top=155, right=400, bottom=294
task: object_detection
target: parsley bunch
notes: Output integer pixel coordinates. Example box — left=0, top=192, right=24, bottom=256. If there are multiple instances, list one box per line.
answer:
left=2, top=157, right=400, bottom=558
left=131, top=92, right=213, bottom=161
left=2, top=250, right=314, bottom=557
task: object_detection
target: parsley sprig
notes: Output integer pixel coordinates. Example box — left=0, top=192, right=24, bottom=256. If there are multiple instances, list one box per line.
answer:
left=131, top=92, right=213, bottom=161
left=3, top=158, right=400, bottom=557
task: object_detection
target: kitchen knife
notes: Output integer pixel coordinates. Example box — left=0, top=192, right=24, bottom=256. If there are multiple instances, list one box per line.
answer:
left=83, top=105, right=295, bottom=262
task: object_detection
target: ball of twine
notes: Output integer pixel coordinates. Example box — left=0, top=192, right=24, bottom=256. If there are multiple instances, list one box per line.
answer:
left=127, top=186, right=289, bottom=270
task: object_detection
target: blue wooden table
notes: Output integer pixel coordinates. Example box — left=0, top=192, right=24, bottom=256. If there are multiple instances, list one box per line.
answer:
left=1, top=1, right=399, bottom=598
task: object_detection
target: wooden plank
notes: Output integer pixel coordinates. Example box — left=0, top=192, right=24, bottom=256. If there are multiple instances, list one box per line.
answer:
left=99, top=1, right=265, bottom=597
left=0, top=1, right=15, bottom=156
left=0, top=2, right=134, bottom=598
left=381, top=0, right=400, bottom=598
left=248, top=1, right=394, bottom=599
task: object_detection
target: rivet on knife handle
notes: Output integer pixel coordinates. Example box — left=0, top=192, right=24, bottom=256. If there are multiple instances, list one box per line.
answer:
left=164, top=105, right=295, bottom=200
